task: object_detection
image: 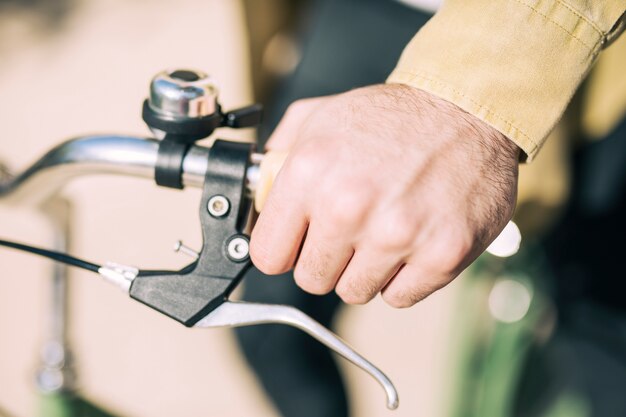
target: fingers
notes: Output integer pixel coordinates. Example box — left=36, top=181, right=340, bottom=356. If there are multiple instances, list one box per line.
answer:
left=265, top=97, right=327, bottom=151
left=250, top=84, right=518, bottom=311
left=334, top=249, right=404, bottom=305
left=381, top=263, right=452, bottom=308
left=250, top=174, right=308, bottom=274
left=251, top=98, right=328, bottom=271
left=293, top=224, right=354, bottom=295
left=378, top=224, right=472, bottom=307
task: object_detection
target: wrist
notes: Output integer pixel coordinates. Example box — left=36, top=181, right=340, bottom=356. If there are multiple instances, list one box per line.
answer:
left=394, top=83, right=521, bottom=162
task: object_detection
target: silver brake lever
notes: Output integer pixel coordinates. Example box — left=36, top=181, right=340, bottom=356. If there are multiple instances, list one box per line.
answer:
left=99, top=263, right=400, bottom=409
left=195, top=300, right=399, bottom=410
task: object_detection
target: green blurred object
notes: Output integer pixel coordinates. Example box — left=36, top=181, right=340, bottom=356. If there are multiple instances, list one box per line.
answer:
left=543, top=391, right=590, bottom=417
left=447, top=244, right=563, bottom=417
left=38, top=392, right=123, bottom=417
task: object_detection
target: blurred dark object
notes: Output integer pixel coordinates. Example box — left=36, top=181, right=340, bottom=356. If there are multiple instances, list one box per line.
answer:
left=238, top=1, right=430, bottom=416
left=243, top=0, right=310, bottom=104
left=0, top=0, right=77, bottom=30
left=515, top=301, right=626, bottom=417
left=515, top=110, right=626, bottom=417
left=547, top=113, right=626, bottom=315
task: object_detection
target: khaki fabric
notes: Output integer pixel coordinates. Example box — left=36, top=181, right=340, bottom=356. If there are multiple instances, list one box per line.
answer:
left=513, top=36, right=626, bottom=237
left=387, top=0, right=626, bottom=161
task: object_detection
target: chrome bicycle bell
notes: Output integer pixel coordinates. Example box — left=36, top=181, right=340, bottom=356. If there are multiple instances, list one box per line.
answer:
left=142, top=68, right=262, bottom=143
left=148, top=69, right=219, bottom=120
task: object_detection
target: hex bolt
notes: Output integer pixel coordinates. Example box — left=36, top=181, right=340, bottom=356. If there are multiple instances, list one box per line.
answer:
left=226, top=236, right=250, bottom=262
left=207, top=195, right=230, bottom=218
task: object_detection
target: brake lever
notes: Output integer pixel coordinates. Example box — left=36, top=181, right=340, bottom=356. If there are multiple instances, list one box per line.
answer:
left=196, top=301, right=399, bottom=410
left=98, top=139, right=399, bottom=409
left=97, top=69, right=399, bottom=409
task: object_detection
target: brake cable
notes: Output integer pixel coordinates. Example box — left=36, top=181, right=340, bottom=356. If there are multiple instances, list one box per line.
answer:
left=0, top=238, right=100, bottom=273
left=0, top=238, right=169, bottom=277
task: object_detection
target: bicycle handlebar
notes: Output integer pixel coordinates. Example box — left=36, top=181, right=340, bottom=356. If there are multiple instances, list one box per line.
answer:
left=0, top=133, right=401, bottom=410
left=0, top=135, right=263, bottom=207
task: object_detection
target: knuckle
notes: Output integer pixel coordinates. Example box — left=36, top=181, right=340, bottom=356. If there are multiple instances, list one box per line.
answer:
left=335, top=276, right=378, bottom=305
left=428, top=229, right=473, bottom=274
left=323, top=187, right=370, bottom=229
left=383, top=281, right=441, bottom=308
left=285, top=99, right=310, bottom=118
left=293, top=256, right=335, bottom=295
left=447, top=226, right=473, bottom=255
left=374, top=215, right=418, bottom=251
left=382, top=289, right=418, bottom=309
left=335, top=268, right=386, bottom=304
left=250, top=240, right=289, bottom=275
left=286, top=145, right=326, bottom=183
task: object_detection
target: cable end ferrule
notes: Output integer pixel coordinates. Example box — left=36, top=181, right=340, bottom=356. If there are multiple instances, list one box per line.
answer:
left=98, top=262, right=139, bottom=292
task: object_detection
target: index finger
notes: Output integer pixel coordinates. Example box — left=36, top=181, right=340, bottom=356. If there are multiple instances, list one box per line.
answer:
left=250, top=166, right=308, bottom=275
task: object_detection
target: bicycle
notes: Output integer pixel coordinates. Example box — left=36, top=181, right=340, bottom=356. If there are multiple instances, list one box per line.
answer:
left=0, top=68, right=524, bottom=417
left=0, top=69, right=400, bottom=416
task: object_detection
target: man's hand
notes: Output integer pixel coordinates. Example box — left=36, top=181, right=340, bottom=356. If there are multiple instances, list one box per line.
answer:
left=250, top=84, right=520, bottom=308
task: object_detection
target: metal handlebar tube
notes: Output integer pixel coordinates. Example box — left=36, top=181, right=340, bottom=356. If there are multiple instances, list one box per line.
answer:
left=0, top=135, right=265, bottom=207
left=0, top=136, right=181, bottom=205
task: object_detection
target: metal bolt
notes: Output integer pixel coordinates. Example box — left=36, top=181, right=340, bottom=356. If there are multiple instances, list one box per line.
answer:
left=226, top=236, right=249, bottom=262
left=208, top=195, right=230, bottom=218
left=173, top=240, right=200, bottom=260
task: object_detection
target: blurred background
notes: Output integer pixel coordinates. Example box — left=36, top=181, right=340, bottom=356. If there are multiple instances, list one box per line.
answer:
left=0, top=1, right=625, bottom=417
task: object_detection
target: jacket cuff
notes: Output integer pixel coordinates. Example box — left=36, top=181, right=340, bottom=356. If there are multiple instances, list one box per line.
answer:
left=387, top=0, right=625, bottom=161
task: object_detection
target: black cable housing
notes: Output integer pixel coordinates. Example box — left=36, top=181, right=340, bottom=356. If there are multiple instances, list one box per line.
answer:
left=0, top=238, right=190, bottom=278
left=0, top=239, right=101, bottom=273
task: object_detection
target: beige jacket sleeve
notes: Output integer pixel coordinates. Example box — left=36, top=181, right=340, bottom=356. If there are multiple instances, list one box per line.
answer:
left=387, top=0, right=626, bottom=161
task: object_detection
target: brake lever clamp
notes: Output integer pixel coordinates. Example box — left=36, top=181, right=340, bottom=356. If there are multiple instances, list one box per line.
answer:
left=130, top=137, right=254, bottom=324
left=125, top=69, right=399, bottom=409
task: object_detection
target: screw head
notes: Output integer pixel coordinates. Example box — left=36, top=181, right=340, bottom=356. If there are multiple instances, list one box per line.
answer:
left=226, top=236, right=250, bottom=262
left=208, top=195, right=230, bottom=217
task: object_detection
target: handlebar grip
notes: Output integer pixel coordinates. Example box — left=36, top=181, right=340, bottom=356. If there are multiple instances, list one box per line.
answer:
left=255, top=150, right=288, bottom=212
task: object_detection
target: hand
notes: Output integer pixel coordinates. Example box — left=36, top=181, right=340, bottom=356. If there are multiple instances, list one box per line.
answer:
left=250, top=84, right=520, bottom=308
